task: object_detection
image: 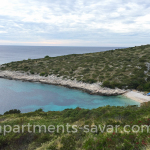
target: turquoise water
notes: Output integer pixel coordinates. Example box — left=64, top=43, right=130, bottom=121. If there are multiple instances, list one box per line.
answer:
left=0, top=78, right=139, bottom=114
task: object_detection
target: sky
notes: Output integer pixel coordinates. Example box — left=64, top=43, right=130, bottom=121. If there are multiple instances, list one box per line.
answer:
left=0, top=0, right=150, bottom=47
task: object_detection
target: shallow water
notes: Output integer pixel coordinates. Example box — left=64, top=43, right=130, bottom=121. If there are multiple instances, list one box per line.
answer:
left=0, top=78, right=139, bottom=114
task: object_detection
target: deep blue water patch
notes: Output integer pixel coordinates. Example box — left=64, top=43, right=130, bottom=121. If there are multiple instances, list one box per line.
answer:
left=0, top=78, right=139, bottom=114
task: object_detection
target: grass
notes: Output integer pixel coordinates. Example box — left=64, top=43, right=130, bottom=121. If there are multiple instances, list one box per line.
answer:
left=1, top=104, right=150, bottom=149
left=1, top=44, right=150, bottom=91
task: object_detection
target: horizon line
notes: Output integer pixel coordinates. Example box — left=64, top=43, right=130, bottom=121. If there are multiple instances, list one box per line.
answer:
left=0, top=45, right=128, bottom=47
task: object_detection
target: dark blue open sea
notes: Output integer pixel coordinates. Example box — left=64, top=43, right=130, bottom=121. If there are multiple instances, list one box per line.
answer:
left=0, top=46, right=139, bottom=114
left=0, top=45, right=125, bottom=64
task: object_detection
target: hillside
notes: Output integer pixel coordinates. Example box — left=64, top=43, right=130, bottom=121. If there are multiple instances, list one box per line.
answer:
left=1, top=44, right=150, bottom=91
left=0, top=104, right=150, bottom=150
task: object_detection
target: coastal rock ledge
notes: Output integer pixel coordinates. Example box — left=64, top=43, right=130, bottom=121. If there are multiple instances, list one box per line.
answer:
left=0, top=71, right=126, bottom=96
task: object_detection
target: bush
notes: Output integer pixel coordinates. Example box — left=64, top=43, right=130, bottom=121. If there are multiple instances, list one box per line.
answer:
left=36, top=134, right=52, bottom=144
left=0, top=67, right=5, bottom=70
left=143, top=82, right=150, bottom=91
left=40, top=72, right=46, bottom=76
left=137, top=85, right=143, bottom=91
left=30, top=70, right=34, bottom=74
left=102, top=81, right=125, bottom=89
left=139, top=58, right=145, bottom=62
left=83, top=78, right=97, bottom=84
left=102, top=81, right=111, bottom=88
left=4, top=109, right=21, bottom=115
left=35, top=108, right=43, bottom=112
left=44, top=55, right=50, bottom=59
left=127, top=80, right=140, bottom=89
left=83, top=68, right=90, bottom=73
left=47, top=144, right=57, bottom=150
left=60, top=135, right=76, bottom=150
left=147, top=76, right=150, bottom=82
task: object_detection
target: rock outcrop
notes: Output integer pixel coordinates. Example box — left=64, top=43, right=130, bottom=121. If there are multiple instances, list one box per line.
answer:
left=0, top=70, right=126, bottom=96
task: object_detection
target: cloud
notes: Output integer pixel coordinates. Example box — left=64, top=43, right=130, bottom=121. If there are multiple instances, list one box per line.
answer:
left=0, top=0, right=150, bottom=46
left=0, top=31, right=7, bottom=33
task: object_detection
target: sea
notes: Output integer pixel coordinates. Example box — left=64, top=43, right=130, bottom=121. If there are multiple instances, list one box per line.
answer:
left=0, top=45, right=139, bottom=114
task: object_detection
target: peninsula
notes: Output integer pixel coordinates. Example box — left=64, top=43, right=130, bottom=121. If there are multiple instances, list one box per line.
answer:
left=0, top=44, right=150, bottom=102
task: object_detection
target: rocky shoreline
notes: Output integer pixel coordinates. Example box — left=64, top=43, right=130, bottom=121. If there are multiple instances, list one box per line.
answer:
left=0, top=70, right=126, bottom=96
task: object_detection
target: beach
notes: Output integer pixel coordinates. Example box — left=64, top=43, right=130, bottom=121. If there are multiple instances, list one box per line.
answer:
left=124, top=91, right=150, bottom=103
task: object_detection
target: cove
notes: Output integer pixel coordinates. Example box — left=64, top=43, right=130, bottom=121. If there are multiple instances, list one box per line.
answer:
left=0, top=78, right=139, bottom=114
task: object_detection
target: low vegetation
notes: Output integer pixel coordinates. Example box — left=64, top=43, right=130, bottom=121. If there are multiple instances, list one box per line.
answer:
left=1, top=103, right=150, bottom=149
left=1, top=44, right=150, bottom=91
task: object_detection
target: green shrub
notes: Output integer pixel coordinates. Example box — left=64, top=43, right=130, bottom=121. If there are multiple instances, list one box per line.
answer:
left=44, top=55, right=50, bottom=59
left=60, top=135, right=76, bottom=150
left=4, top=109, right=21, bottom=115
left=92, top=74, right=97, bottom=78
left=40, top=72, right=46, bottom=76
left=143, top=82, right=150, bottom=91
left=83, top=78, right=97, bottom=84
left=36, top=134, right=52, bottom=144
left=35, top=108, right=43, bottom=112
left=47, top=144, right=57, bottom=150
left=83, top=68, right=90, bottom=73
left=0, top=67, right=5, bottom=70
left=139, top=58, right=145, bottom=62
left=30, top=70, right=34, bottom=74
left=102, top=81, right=111, bottom=88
